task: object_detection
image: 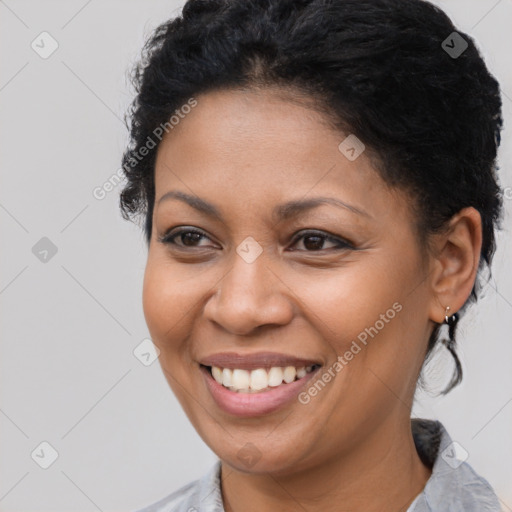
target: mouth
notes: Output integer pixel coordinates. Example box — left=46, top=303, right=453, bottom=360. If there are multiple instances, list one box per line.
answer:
left=198, top=354, right=323, bottom=417
left=201, top=364, right=321, bottom=393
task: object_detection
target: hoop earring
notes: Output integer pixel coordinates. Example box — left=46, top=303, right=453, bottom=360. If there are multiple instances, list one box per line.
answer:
left=443, top=306, right=459, bottom=349
left=444, top=306, right=458, bottom=327
left=440, top=305, right=462, bottom=393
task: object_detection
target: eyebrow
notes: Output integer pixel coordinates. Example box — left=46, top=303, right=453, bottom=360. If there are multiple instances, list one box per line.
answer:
left=156, top=190, right=370, bottom=222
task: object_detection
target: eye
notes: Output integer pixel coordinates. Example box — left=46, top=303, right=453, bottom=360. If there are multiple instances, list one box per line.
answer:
left=158, top=227, right=354, bottom=252
left=158, top=227, right=216, bottom=249
left=289, top=230, right=354, bottom=252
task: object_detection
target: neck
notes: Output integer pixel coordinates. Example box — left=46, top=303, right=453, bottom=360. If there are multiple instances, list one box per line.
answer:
left=220, top=417, right=432, bottom=512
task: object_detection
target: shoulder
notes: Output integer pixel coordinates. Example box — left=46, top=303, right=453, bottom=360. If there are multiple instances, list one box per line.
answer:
left=133, top=479, right=197, bottom=512
left=133, top=460, right=224, bottom=512
left=411, top=419, right=501, bottom=511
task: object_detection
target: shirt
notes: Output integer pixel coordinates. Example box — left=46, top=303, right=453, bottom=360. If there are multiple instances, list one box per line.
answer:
left=135, top=418, right=501, bottom=512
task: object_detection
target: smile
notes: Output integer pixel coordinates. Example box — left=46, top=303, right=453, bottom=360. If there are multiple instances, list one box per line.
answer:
left=208, top=365, right=320, bottom=393
left=199, top=356, right=322, bottom=417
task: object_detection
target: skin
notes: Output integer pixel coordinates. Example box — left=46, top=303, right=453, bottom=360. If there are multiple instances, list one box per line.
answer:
left=142, top=87, right=482, bottom=512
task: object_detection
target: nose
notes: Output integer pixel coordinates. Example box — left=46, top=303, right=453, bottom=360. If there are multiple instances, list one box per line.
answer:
left=203, top=251, right=294, bottom=336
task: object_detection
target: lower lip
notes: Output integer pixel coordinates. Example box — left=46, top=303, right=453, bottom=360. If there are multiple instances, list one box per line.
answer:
left=200, top=365, right=321, bottom=417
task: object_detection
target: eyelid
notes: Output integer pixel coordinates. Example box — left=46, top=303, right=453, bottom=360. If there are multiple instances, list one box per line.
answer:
left=158, top=226, right=355, bottom=251
left=289, top=229, right=354, bottom=250
left=158, top=226, right=216, bottom=247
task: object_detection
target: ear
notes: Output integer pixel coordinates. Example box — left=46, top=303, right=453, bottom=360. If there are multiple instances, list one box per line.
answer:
left=427, top=207, right=482, bottom=323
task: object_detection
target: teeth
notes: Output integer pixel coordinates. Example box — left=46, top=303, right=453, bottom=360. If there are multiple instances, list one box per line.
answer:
left=232, top=369, right=250, bottom=391
left=283, top=366, right=297, bottom=383
left=212, top=366, right=223, bottom=384
left=268, top=367, right=284, bottom=387
left=222, top=368, right=233, bottom=387
left=210, top=365, right=316, bottom=392
left=250, top=369, right=268, bottom=391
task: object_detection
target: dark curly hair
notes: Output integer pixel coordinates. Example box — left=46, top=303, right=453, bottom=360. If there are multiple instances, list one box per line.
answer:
left=119, top=0, right=504, bottom=394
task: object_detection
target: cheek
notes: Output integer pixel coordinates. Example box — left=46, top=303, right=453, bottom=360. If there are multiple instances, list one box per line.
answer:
left=142, top=255, right=199, bottom=354
left=142, top=258, right=204, bottom=413
left=296, top=252, right=425, bottom=376
left=295, top=260, right=402, bottom=341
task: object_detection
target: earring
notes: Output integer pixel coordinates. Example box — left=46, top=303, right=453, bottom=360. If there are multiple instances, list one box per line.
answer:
left=440, top=306, right=463, bottom=393
left=444, top=306, right=458, bottom=326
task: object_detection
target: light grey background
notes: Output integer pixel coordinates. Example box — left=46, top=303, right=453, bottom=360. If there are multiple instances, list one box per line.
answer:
left=1, top=1, right=511, bottom=511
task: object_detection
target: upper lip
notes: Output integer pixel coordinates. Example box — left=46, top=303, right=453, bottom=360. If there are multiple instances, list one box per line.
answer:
left=199, top=352, right=323, bottom=370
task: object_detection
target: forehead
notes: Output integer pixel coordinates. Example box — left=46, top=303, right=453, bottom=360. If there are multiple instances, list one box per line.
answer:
left=153, top=88, right=411, bottom=225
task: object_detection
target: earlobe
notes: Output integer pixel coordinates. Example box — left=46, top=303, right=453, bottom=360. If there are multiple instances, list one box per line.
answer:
left=428, top=207, right=482, bottom=324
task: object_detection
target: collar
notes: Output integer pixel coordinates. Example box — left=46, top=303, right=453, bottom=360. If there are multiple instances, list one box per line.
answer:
left=150, top=419, right=500, bottom=512
left=409, top=419, right=500, bottom=511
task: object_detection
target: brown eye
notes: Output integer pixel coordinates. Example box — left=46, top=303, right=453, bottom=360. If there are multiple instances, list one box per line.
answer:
left=158, top=227, right=214, bottom=248
left=290, top=230, right=353, bottom=252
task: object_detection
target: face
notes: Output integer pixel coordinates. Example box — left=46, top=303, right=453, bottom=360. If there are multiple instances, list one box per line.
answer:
left=143, top=88, right=434, bottom=475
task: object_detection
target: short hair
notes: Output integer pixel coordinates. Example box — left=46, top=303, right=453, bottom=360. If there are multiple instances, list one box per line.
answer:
left=119, top=0, right=504, bottom=393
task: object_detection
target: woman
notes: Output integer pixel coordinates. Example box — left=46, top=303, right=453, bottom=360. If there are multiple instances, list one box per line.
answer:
left=120, top=0, right=504, bottom=510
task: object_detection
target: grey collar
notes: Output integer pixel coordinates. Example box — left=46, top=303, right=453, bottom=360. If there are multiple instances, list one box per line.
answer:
left=409, top=419, right=500, bottom=511
left=137, top=419, right=500, bottom=511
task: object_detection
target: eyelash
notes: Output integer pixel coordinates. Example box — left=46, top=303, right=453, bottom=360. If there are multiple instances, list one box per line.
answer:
left=158, top=227, right=354, bottom=252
